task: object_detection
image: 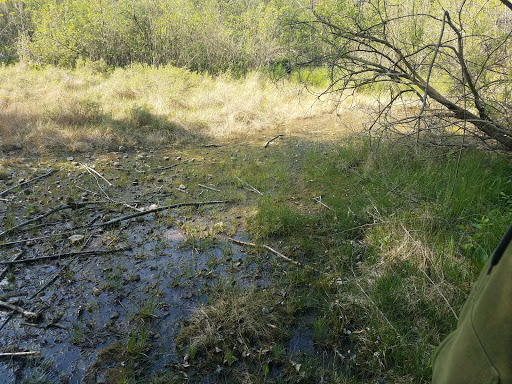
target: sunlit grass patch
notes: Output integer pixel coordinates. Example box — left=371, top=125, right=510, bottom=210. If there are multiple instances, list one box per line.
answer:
left=0, top=62, right=340, bottom=154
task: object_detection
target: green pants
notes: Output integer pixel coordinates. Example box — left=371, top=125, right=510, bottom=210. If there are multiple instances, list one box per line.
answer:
left=432, top=224, right=512, bottom=384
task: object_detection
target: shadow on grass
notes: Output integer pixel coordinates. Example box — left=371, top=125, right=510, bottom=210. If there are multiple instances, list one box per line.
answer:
left=0, top=103, right=208, bottom=154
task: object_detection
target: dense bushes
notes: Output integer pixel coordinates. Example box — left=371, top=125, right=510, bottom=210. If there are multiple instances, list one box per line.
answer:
left=0, top=0, right=288, bottom=72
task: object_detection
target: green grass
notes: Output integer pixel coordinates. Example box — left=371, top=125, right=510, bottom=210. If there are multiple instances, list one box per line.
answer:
left=173, top=137, right=511, bottom=383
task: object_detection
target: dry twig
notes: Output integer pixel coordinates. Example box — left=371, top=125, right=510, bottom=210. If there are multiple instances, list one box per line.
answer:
left=313, top=196, right=333, bottom=211
left=0, top=201, right=104, bottom=239
left=93, top=200, right=227, bottom=228
left=0, top=351, right=40, bottom=358
left=0, top=247, right=129, bottom=266
left=80, top=163, right=113, bottom=187
left=0, top=250, right=24, bottom=280
left=264, top=134, right=284, bottom=148
left=235, top=176, right=263, bottom=196
left=198, top=184, right=221, bottom=192
left=0, top=300, right=39, bottom=320
left=227, top=238, right=300, bottom=265
left=0, top=169, right=57, bottom=197
left=159, top=160, right=191, bottom=170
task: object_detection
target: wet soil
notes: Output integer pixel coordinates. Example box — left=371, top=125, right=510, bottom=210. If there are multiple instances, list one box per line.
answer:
left=0, top=149, right=280, bottom=383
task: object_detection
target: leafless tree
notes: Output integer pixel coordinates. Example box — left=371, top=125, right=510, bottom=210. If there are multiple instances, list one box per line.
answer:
left=286, top=0, right=512, bottom=150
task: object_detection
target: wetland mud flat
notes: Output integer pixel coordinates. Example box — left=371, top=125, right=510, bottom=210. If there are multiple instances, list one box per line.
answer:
left=0, top=150, right=282, bottom=383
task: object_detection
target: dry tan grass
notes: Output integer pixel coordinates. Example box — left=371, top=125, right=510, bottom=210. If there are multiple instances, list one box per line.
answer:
left=0, top=62, right=360, bottom=154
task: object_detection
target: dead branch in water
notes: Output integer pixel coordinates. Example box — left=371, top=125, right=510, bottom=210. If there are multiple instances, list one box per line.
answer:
left=0, top=247, right=129, bottom=266
left=0, top=250, right=25, bottom=279
left=0, top=169, right=57, bottom=197
left=0, top=201, right=105, bottom=239
left=0, top=300, right=39, bottom=320
left=0, top=351, right=40, bottom=358
left=227, top=238, right=300, bottom=265
left=92, top=200, right=228, bottom=228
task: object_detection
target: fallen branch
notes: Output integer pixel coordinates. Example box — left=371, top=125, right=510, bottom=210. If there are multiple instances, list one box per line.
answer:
left=92, top=200, right=228, bottom=228
left=159, top=160, right=191, bottom=170
left=0, top=201, right=104, bottom=240
left=0, top=247, right=129, bottom=266
left=0, top=250, right=25, bottom=280
left=0, top=300, right=39, bottom=320
left=202, top=144, right=225, bottom=148
left=0, top=230, right=79, bottom=248
left=0, top=351, right=40, bottom=358
left=0, top=169, right=57, bottom=197
left=81, top=163, right=113, bottom=187
left=235, top=176, right=263, bottom=196
left=198, top=184, right=221, bottom=192
left=227, top=238, right=300, bottom=265
left=264, top=134, right=284, bottom=148
left=313, top=196, right=333, bottom=211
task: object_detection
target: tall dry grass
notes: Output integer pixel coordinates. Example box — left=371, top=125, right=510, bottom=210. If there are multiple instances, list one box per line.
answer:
left=0, top=62, right=338, bottom=154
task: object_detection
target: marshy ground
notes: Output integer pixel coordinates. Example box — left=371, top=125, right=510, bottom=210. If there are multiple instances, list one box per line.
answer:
left=1, top=64, right=511, bottom=384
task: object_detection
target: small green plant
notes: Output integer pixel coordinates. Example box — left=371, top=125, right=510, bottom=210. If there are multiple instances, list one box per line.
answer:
left=3, top=213, right=15, bottom=230
left=126, top=325, right=150, bottom=358
left=69, top=317, right=83, bottom=345
left=132, top=296, right=158, bottom=322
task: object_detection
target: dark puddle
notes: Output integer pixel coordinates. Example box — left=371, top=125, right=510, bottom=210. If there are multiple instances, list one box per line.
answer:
left=0, top=223, right=269, bottom=383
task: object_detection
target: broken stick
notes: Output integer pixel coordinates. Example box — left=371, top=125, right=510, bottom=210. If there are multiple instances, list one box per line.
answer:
left=198, top=184, right=221, bottom=192
left=264, top=134, right=284, bottom=148
left=235, top=176, right=263, bottom=196
left=0, top=201, right=105, bottom=240
left=0, top=247, right=130, bottom=266
left=0, top=351, right=40, bottom=358
left=81, top=163, right=113, bottom=187
left=227, top=238, right=300, bottom=265
left=0, top=300, right=39, bottom=320
left=0, top=169, right=57, bottom=197
left=93, top=200, right=228, bottom=228
left=0, top=250, right=25, bottom=280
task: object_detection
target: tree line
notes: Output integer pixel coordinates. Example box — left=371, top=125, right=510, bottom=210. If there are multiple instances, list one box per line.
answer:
left=1, top=0, right=511, bottom=149
left=0, top=0, right=293, bottom=73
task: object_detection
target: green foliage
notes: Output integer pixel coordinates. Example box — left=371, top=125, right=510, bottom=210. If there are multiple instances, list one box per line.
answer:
left=2, top=0, right=291, bottom=72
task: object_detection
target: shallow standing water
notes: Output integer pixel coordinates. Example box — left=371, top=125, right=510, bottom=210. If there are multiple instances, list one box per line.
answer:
left=0, top=221, right=269, bottom=383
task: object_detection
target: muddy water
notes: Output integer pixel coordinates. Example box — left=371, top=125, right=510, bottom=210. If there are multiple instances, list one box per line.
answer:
left=0, top=222, right=268, bottom=383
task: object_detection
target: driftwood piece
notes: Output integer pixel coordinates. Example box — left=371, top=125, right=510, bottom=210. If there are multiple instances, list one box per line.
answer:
left=0, top=300, right=39, bottom=320
left=0, top=247, right=129, bottom=266
left=92, top=200, right=228, bottom=228
left=227, top=238, right=300, bottom=265
left=0, top=351, right=40, bottom=358
left=0, top=169, right=57, bottom=197
left=264, top=134, right=284, bottom=148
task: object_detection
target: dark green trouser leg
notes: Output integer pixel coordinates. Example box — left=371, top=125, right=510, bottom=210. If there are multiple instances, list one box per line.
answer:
left=432, top=224, right=512, bottom=384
